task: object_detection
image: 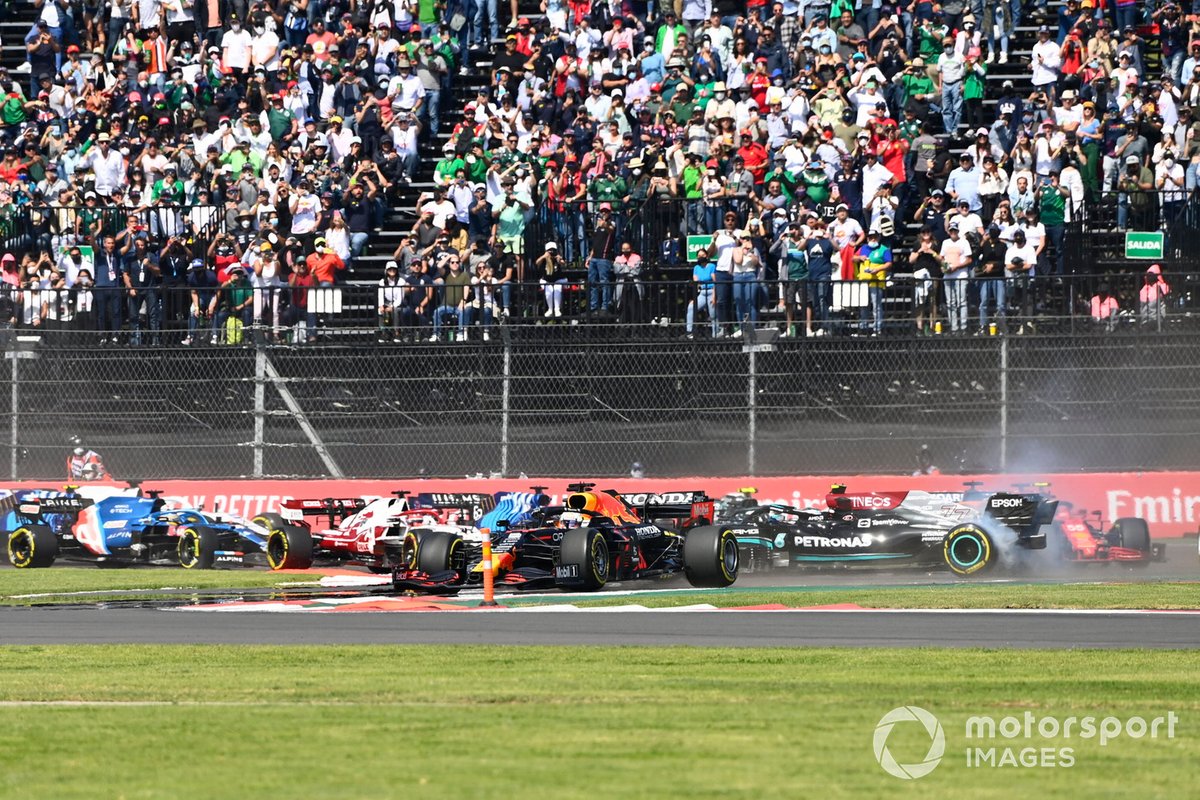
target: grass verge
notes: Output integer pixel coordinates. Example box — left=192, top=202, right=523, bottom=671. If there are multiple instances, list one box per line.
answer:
left=501, top=582, right=1200, bottom=610
left=0, top=567, right=318, bottom=604
left=0, top=646, right=1194, bottom=799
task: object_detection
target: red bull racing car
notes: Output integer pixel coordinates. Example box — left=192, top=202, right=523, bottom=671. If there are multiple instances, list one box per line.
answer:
left=391, top=485, right=735, bottom=594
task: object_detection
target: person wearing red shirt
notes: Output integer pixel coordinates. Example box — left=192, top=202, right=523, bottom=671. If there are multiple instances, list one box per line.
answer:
left=747, top=59, right=771, bottom=111
left=737, top=136, right=769, bottom=185
left=306, top=237, right=346, bottom=285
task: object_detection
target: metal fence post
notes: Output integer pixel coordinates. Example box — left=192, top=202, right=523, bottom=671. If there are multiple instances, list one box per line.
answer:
left=500, top=343, right=511, bottom=478
left=253, top=346, right=265, bottom=478
left=747, top=348, right=757, bottom=476
left=9, top=350, right=17, bottom=481
left=999, top=336, right=1008, bottom=472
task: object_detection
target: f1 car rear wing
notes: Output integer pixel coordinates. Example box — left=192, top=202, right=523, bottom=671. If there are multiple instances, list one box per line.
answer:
left=613, top=490, right=715, bottom=526
left=416, top=493, right=496, bottom=523
left=982, top=493, right=1059, bottom=536
left=4, top=493, right=94, bottom=517
left=280, top=497, right=369, bottom=525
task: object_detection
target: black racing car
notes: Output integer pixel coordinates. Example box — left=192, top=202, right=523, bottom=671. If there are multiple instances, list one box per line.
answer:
left=723, top=485, right=1057, bottom=576
left=390, top=484, right=736, bottom=593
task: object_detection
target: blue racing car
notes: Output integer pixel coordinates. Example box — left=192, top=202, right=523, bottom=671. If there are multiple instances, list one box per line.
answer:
left=2, top=486, right=273, bottom=569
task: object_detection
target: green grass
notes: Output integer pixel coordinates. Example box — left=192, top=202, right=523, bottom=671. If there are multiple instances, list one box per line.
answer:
left=502, top=582, right=1200, bottom=611
left=0, top=567, right=319, bottom=604
left=0, top=646, right=1194, bottom=799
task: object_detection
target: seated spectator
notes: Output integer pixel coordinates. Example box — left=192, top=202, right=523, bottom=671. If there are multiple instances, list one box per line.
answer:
left=1090, top=284, right=1120, bottom=332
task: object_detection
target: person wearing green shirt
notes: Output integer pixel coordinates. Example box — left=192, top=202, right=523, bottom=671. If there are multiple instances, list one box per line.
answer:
left=151, top=167, right=185, bottom=204
left=1038, top=174, right=1068, bottom=276
left=801, top=161, right=831, bottom=206
left=917, top=20, right=947, bottom=60
left=681, top=153, right=704, bottom=234
left=434, top=147, right=465, bottom=187
left=266, top=96, right=296, bottom=142
left=492, top=185, right=533, bottom=278
left=901, top=58, right=936, bottom=113
left=220, top=141, right=263, bottom=177
left=589, top=170, right=627, bottom=212
left=963, top=57, right=987, bottom=130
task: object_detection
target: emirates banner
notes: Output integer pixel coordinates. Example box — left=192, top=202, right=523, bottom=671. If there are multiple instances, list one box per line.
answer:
left=10, top=472, right=1200, bottom=538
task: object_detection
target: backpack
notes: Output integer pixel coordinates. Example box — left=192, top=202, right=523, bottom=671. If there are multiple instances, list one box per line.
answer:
left=225, top=315, right=244, bottom=345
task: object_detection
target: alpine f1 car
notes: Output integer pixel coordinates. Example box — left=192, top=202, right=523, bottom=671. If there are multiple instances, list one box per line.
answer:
left=2, top=486, right=275, bottom=569
left=254, top=491, right=493, bottom=572
left=391, top=484, right=735, bottom=594
left=722, top=484, right=1057, bottom=576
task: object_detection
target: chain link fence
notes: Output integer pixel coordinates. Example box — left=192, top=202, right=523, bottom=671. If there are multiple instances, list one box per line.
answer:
left=9, top=331, right=1200, bottom=480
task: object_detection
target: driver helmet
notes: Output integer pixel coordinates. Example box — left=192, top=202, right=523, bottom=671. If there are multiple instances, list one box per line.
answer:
left=559, top=511, right=587, bottom=529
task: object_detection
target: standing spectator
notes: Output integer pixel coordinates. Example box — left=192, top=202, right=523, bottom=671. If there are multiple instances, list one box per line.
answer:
left=92, top=235, right=123, bottom=344
left=1004, top=229, right=1037, bottom=331
left=1031, top=26, right=1062, bottom=105
left=776, top=224, right=809, bottom=337
left=612, top=242, right=644, bottom=319
left=1139, top=264, right=1170, bottom=326
left=939, top=222, right=973, bottom=333
left=1037, top=174, right=1069, bottom=277
left=854, top=228, right=891, bottom=336
left=938, top=36, right=966, bottom=135
left=182, top=258, right=217, bottom=347
left=909, top=229, right=943, bottom=336
left=210, top=264, right=254, bottom=344
left=124, top=237, right=162, bottom=346
left=586, top=208, right=617, bottom=312
left=306, top=236, right=346, bottom=285
left=685, top=248, right=718, bottom=339
left=731, top=230, right=762, bottom=336
left=431, top=254, right=471, bottom=341
left=535, top=242, right=567, bottom=318
left=975, top=224, right=1008, bottom=333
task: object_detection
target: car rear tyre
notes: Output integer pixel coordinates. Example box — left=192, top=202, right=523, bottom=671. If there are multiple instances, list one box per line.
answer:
left=943, top=525, right=997, bottom=576
left=683, top=526, right=739, bottom=587
left=558, top=528, right=609, bottom=591
left=177, top=526, right=220, bottom=570
left=251, top=513, right=290, bottom=533
left=266, top=526, right=314, bottom=570
left=7, top=525, right=57, bottom=568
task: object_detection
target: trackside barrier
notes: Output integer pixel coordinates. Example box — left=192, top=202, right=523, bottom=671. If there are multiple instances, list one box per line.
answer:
left=8, top=473, right=1200, bottom=538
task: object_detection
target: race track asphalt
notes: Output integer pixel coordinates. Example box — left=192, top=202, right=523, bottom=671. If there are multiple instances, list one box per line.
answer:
left=2, top=606, right=1199, bottom=648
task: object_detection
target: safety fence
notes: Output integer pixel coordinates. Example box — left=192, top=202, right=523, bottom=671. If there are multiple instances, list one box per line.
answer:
left=8, top=332, right=1200, bottom=480
left=0, top=269, right=1188, bottom=347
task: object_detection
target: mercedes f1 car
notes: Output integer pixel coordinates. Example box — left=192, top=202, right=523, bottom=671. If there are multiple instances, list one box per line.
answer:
left=255, top=492, right=493, bottom=572
left=391, top=485, right=735, bottom=594
left=2, top=486, right=274, bottom=569
left=722, top=484, right=1057, bottom=576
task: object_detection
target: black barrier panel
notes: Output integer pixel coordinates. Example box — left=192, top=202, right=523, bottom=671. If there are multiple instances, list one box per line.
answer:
left=9, top=333, right=1200, bottom=480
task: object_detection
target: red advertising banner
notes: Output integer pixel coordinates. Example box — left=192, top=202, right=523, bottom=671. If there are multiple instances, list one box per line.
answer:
left=10, top=472, right=1200, bottom=537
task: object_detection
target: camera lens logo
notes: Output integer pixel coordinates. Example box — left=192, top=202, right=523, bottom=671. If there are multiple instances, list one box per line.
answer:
left=873, top=706, right=945, bottom=780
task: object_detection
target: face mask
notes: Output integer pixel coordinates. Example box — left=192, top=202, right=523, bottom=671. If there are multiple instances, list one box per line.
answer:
left=632, top=168, right=642, bottom=176
left=240, top=220, right=251, bottom=228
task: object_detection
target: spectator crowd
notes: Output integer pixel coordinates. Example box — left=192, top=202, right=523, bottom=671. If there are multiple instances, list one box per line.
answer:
left=0, top=0, right=1192, bottom=343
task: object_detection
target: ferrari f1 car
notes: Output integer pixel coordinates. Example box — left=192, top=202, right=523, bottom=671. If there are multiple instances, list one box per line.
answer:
left=2, top=486, right=274, bottom=569
left=254, top=492, right=493, bottom=572
left=1016, top=482, right=1164, bottom=566
left=722, top=484, right=1057, bottom=576
left=390, top=484, right=735, bottom=594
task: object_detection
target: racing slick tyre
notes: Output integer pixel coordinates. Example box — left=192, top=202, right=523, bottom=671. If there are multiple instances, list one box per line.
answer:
left=943, top=524, right=997, bottom=576
left=1111, top=517, right=1150, bottom=553
left=265, top=526, right=314, bottom=571
left=414, top=531, right=465, bottom=576
left=558, top=528, right=609, bottom=591
left=682, top=526, right=739, bottom=588
left=251, top=513, right=290, bottom=534
left=7, top=525, right=57, bottom=568
left=177, top=526, right=220, bottom=570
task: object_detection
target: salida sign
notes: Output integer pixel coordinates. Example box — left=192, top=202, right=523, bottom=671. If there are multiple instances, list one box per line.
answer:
left=7, top=472, right=1200, bottom=537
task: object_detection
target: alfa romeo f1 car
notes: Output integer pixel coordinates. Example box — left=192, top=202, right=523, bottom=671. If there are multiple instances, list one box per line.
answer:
left=2, top=486, right=274, bottom=569
left=255, top=491, right=493, bottom=572
left=722, top=484, right=1058, bottom=576
left=391, top=485, right=735, bottom=594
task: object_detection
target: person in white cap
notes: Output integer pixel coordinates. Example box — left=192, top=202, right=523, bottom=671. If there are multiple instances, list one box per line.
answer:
left=534, top=241, right=567, bottom=318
